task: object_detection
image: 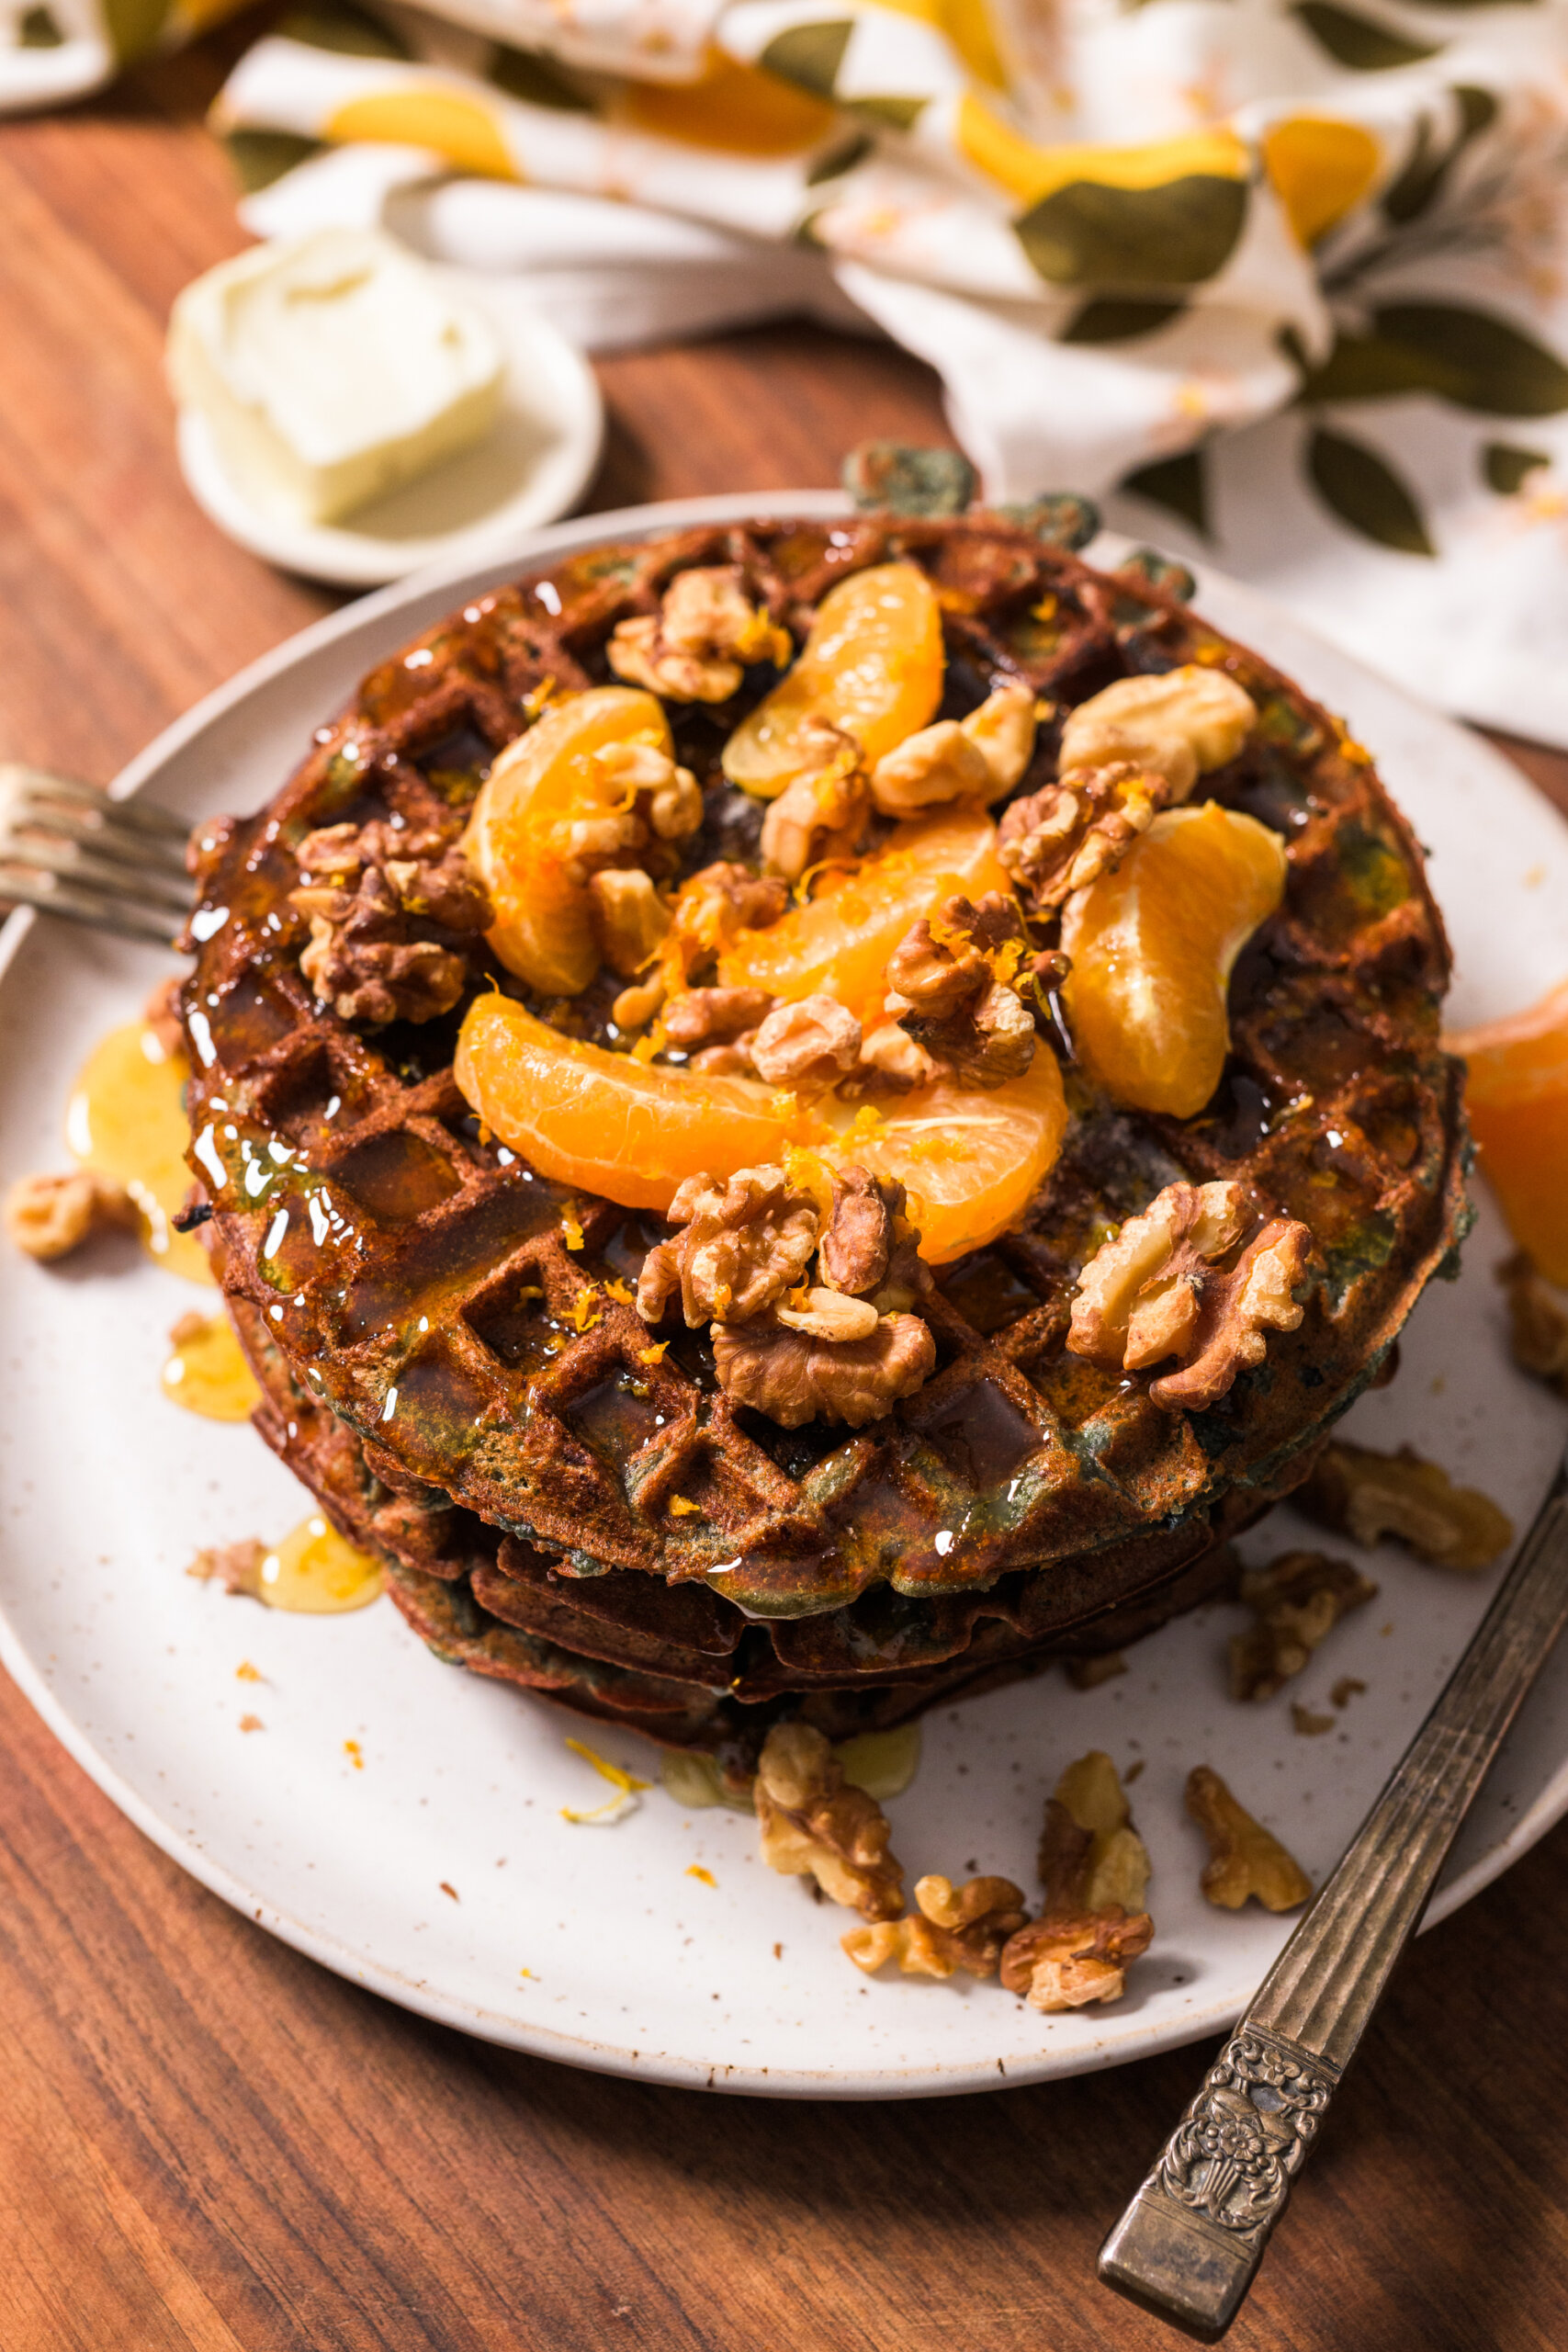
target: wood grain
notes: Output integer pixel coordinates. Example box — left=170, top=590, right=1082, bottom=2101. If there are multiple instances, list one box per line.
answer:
left=2, top=39, right=1567, bottom=2352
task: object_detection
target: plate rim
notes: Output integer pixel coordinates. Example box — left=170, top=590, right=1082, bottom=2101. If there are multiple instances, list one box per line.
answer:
left=3, top=488, right=1565, bottom=2098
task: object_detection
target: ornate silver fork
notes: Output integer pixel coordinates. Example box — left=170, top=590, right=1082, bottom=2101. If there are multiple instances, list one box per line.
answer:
left=1100, top=1441, right=1568, bottom=2340
left=0, top=764, right=192, bottom=946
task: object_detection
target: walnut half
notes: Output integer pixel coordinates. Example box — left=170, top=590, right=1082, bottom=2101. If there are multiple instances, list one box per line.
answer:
left=754, top=1723, right=904, bottom=1919
left=1186, top=1765, right=1311, bottom=1912
left=637, top=1159, right=936, bottom=1426
left=1294, top=1440, right=1513, bottom=1572
left=1067, top=1181, right=1312, bottom=1413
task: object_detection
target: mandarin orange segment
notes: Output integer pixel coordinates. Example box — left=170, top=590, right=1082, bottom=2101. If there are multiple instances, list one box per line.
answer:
left=717, top=807, right=1010, bottom=1022
left=462, top=685, right=670, bottom=997
left=1061, top=802, right=1288, bottom=1119
left=1446, top=976, right=1568, bottom=1284
left=455, top=993, right=825, bottom=1215
left=823, top=1051, right=1067, bottom=1264
left=721, top=561, right=943, bottom=798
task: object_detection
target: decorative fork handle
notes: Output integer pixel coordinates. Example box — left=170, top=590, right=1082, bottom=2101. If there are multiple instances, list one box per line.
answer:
left=1099, top=1453, right=1568, bottom=2342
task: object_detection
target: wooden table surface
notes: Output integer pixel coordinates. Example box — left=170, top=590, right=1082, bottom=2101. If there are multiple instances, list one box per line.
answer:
left=4, top=40, right=1567, bottom=2352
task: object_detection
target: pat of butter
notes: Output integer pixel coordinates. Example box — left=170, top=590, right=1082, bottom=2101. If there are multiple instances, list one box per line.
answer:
left=167, top=229, right=505, bottom=527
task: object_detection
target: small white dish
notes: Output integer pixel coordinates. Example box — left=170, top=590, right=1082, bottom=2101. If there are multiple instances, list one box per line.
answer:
left=175, top=275, right=604, bottom=588
left=3, top=493, right=1567, bottom=2097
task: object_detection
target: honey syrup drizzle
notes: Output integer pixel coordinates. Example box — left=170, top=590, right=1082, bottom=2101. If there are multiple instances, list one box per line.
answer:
left=66, top=1020, right=213, bottom=1284
left=162, top=1311, right=262, bottom=1422
left=258, top=1516, right=385, bottom=1613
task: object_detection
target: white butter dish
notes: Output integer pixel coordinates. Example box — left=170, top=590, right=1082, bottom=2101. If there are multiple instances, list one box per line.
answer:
left=171, top=247, right=604, bottom=587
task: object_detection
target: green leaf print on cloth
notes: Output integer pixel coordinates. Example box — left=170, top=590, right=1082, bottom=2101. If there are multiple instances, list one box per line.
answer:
left=1292, top=2, right=1444, bottom=69
left=1016, top=175, right=1247, bottom=286
left=1307, top=428, right=1437, bottom=553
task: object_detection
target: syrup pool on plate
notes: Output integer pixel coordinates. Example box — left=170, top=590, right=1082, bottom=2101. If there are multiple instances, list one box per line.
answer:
left=259, top=1515, right=385, bottom=1613
left=161, top=1310, right=262, bottom=1421
left=65, top=1019, right=213, bottom=1283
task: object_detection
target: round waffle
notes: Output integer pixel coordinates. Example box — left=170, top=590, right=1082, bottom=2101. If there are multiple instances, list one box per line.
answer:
left=183, top=503, right=1468, bottom=1762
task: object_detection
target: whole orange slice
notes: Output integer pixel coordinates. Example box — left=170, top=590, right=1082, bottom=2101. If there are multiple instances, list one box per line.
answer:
left=721, top=561, right=943, bottom=798
left=462, top=685, right=670, bottom=997
left=455, top=993, right=826, bottom=1214
left=718, top=807, right=1010, bottom=1023
left=824, top=1050, right=1067, bottom=1264
left=1446, top=976, right=1568, bottom=1285
left=1061, top=802, right=1288, bottom=1119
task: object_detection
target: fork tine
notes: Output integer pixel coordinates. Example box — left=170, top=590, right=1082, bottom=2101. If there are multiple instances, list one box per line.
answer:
left=1, top=840, right=193, bottom=914
left=0, top=866, right=184, bottom=946
left=12, top=807, right=192, bottom=883
left=6, top=768, right=189, bottom=844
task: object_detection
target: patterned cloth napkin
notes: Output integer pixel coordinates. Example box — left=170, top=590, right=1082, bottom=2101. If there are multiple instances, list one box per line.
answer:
left=12, top=0, right=1568, bottom=741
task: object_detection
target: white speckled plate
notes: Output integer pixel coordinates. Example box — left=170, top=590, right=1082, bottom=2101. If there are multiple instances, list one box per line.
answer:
left=2, top=494, right=1565, bottom=2098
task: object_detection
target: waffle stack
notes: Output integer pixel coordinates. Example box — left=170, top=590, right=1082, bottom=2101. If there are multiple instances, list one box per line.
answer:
left=183, top=505, right=1467, bottom=1773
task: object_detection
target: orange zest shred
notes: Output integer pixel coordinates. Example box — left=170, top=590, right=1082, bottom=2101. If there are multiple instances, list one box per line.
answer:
left=560, top=1203, right=585, bottom=1250
left=638, top=1341, right=669, bottom=1365
left=685, top=1864, right=717, bottom=1886
left=570, top=1289, right=602, bottom=1332
left=669, top=1495, right=701, bottom=1517
left=560, top=1736, right=651, bottom=1824
left=344, top=1739, right=364, bottom=1770
left=604, top=1275, right=635, bottom=1305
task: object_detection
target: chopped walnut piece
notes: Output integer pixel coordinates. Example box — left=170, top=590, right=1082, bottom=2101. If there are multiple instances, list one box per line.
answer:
left=1186, top=1766, right=1311, bottom=1912
left=963, top=680, right=1037, bottom=793
left=1331, top=1676, right=1367, bottom=1709
left=1065, top=1651, right=1127, bottom=1690
left=608, top=566, right=789, bottom=703
left=1291, top=1703, right=1334, bottom=1736
left=292, top=831, right=491, bottom=1028
left=775, top=1285, right=881, bottom=1343
left=749, top=993, right=862, bottom=1089
left=638, top=860, right=790, bottom=1021
left=1228, top=1549, right=1378, bottom=1702
left=712, top=1311, right=936, bottom=1429
left=883, top=890, right=1036, bottom=1089
left=1042, top=1749, right=1152, bottom=1916
left=661, top=987, right=777, bottom=1049
left=1056, top=665, right=1257, bottom=799
left=592, top=740, right=705, bottom=848
left=1294, top=1440, right=1513, bottom=1572
left=857, top=1021, right=940, bottom=1091
left=5, top=1170, right=138, bottom=1261
left=758, top=719, right=870, bottom=884
left=843, top=1873, right=1028, bottom=1979
left=868, top=682, right=1036, bottom=817
left=999, top=1907, right=1156, bottom=2013
left=588, top=868, right=671, bottom=979
left=1067, top=1181, right=1312, bottom=1413
left=818, top=1164, right=893, bottom=1298
left=997, top=761, right=1168, bottom=914
left=998, top=1748, right=1155, bottom=2012
left=636, top=1164, right=819, bottom=1329
left=1498, top=1250, right=1568, bottom=1398
left=754, top=1722, right=904, bottom=1919
left=186, top=1538, right=265, bottom=1598
left=869, top=719, right=989, bottom=816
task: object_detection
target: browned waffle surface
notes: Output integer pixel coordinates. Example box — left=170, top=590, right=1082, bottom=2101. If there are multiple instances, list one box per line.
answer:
left=187, top=512, right=1468, bottom=1637
left=233, top=1294, right=1265, bottom=1760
